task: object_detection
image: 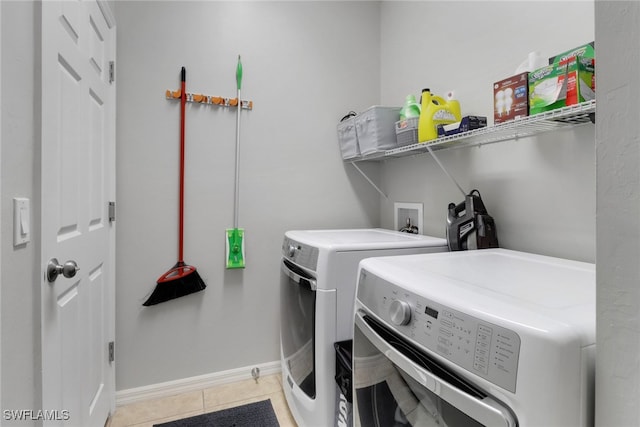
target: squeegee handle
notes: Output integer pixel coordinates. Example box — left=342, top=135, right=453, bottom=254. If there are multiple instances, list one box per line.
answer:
left=233, top=56, right=242, bottom=228
left=179, top=67, right=186, bottom=262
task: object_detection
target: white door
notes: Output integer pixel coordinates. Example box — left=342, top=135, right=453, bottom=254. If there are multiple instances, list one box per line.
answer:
left=41, top=1, right=116, bottom=426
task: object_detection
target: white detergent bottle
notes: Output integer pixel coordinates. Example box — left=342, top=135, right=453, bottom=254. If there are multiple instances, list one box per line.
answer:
left=515, top=51, right=546, bottom=74
left=446, top=90, right=461, bottom=119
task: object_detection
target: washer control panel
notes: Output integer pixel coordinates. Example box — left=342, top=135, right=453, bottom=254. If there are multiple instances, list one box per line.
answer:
left=358, top=269, right=521, bottom=393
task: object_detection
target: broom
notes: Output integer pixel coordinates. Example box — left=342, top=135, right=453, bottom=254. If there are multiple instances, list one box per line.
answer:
left=143, top=67, right=206, bottom=306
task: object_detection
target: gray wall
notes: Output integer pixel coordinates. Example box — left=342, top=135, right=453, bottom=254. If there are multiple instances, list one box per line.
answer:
left=595, top=2, right=640, bottom=425
left=379, top=1, right=596, bottom=262
left=114, top=0, right=598, bottom=392
left=113, top=1, right=381, bottom=390
left=0, top=0, right=2, bottom=410
left=1, top=1, right=42, bottom=423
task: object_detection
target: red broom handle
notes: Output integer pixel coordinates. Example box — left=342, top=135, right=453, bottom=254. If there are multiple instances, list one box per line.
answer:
left=179, top=67, right=186, bottom=263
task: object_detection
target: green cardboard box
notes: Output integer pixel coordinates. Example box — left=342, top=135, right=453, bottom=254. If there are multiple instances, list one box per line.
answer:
left=548, top=42, right=595, bottom=64
left=529, top=55, right=595, bottom=115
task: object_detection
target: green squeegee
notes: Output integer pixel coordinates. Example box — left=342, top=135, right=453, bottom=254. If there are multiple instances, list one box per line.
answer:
left=227, top=55, right=245, bottom=269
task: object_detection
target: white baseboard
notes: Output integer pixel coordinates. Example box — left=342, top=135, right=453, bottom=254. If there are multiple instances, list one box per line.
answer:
left=115, top=360, right=282, bottom=407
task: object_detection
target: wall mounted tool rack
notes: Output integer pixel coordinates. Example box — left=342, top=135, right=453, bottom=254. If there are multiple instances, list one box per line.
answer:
left=165, top=89, right=253, bottom=110
left=350, top=100, right=596, bottom=198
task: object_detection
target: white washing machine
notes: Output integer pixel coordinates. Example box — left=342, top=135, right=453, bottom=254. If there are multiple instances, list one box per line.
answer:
left=353, top=249, right=595, bottom=427
left=279, top=229, right=448, bottom=427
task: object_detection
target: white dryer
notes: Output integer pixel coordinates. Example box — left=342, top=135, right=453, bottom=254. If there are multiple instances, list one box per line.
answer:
left=353, top=249, right=595, bottom=427
left=280, top=229, right=448, bottom=427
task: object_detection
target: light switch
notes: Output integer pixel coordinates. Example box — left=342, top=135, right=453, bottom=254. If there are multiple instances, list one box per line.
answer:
left=13, top=197, right=30, bottom=246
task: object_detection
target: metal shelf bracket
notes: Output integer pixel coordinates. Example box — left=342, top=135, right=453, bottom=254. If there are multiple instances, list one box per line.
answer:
left=350, top=162, right=388, bottom=199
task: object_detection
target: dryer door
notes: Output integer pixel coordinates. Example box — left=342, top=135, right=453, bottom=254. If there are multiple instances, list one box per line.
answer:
left=354, top=312, right=517, bottom=427
left=280, top=258, right=317, bottom=399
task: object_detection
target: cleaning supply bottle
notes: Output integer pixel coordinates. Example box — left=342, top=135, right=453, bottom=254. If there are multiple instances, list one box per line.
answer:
left=418, top=88, right=462, bottom=143
left=446, top=90, right=461, bottom=120
left=514, top=51, right=546, bottom=74
left=399, top=94, right=421, bottom=120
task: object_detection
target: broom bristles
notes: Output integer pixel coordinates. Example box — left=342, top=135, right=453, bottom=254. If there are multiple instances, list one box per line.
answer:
left=143, top=264, right=206, bottom=306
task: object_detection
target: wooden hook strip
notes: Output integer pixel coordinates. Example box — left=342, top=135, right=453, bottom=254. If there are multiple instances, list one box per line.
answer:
left=165, top=89, right=181, bottom=99
left=192, top=94, right=207, bottom=103
left=165, top=89, right=253, bottom=110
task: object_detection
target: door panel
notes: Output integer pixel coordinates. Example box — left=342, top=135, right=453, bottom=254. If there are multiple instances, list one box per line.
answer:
left=56, top=53, right=83, bottom=240
left=59, top=284, right=82, bottom=422
left=88, top=16, right=105, bottom=76
left=87, top=262, right=105, bottom=416
left=88, top=86, right=105, bottom=229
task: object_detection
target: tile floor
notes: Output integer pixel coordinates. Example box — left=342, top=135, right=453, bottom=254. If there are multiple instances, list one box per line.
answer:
left=108, top=373, right=297, bottom=427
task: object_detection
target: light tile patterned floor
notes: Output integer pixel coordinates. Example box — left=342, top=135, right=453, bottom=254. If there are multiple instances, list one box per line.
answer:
left=108, top=374, right=297, bottom=427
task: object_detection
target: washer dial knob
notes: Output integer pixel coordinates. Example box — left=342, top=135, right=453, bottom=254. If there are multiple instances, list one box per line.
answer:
left=390, top=300, right=412, bottom=326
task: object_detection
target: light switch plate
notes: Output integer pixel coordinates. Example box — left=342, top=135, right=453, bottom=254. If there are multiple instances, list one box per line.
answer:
left=13, top=197, right=30, bottom=246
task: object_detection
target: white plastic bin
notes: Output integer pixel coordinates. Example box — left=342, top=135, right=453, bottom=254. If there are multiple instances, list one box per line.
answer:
left=336, top=116, right=360, bottom=160
left=355, top=106, right=401, bottom=156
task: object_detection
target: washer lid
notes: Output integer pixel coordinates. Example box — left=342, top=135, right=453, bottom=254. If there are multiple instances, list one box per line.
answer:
left=359, top=249, right=595, bottom=346
left=285, top=228, right=447, bottom=251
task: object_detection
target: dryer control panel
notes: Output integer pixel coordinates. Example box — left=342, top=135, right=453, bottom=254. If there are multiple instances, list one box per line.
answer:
left=282, top=237, right=319, bottom=272
left=357, top=269, right=521, bottom=393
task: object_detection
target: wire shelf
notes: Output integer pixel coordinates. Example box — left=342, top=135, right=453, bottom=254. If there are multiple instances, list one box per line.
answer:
left=357, top=100, right=595, bottom=161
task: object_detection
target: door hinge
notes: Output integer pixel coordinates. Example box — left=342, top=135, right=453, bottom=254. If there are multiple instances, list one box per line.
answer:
left=108, top=201, right=116, bottom=223
left=109, top=61, right=115, bottom=84
left=108, top=341, right=115, bottom=363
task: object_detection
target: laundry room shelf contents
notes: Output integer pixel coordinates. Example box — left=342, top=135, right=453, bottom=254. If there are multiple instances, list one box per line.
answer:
left=165, top=88, right=253, bottom=110
left=352, top=99, right=595, bottom=161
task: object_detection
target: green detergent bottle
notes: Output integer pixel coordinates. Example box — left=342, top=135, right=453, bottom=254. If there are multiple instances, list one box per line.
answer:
left=417, top=88, right=462, bottom=143
left=399, top=94, right=421, bottom=120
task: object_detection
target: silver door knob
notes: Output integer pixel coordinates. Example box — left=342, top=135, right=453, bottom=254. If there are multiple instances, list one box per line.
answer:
left=47, top=258, right=80, bottom=283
